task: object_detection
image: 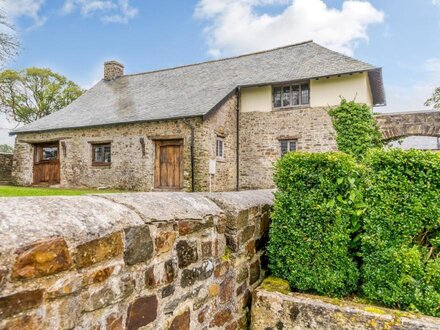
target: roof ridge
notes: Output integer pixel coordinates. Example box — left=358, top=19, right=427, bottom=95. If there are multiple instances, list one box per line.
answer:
left=122, top=40, right=314, bottom=78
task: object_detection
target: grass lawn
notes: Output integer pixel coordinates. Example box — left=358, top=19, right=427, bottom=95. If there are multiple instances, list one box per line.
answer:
left=0, top=185, right=122, bottom=197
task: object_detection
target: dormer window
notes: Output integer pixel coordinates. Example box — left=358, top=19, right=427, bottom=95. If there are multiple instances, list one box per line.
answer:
left=273, top=82, right=310, bottom=109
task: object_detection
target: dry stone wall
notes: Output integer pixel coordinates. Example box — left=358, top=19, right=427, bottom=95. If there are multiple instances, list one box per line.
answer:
left=0, top=190, right=273, bottom=330
left=0, top=153, right=12, bottom=184
left=251, top=279, right=440, bottom=330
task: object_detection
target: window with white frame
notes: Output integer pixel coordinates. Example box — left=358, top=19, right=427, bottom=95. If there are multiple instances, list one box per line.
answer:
left=280, top=140, right=297, bottom=156
left=216, top=137, right=225, bottom=158
left=273, top=82, right=310, bottom=109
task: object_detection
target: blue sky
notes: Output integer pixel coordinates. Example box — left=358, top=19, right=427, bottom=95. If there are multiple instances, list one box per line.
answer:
left=1, top=0, right=440, bottom=145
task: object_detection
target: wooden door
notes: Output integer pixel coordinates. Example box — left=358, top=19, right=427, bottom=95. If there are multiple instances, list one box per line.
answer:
left=33, top=142, right=60, bottom=185
left=154, top=140, right=183, bottom=190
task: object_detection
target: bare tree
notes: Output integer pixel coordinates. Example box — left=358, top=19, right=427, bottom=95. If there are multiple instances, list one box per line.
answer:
left=0, top=9, right=19, bottom=66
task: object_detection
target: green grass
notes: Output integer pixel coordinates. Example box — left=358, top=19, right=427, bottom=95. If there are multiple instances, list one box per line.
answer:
left=0, top=185, right=122, bottom=197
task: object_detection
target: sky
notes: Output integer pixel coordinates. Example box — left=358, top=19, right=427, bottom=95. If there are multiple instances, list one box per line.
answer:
left=0, top=0, right=439, bottom=146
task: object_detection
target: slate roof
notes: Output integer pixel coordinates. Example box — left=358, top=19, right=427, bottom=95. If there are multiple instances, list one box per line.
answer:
left=12, top=41, right=385, bottom=135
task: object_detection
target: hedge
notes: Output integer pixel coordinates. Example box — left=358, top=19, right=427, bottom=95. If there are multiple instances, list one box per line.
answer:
left=362, top=149, right=440, bottom=316
left=267, top=152, right=365, bottom=297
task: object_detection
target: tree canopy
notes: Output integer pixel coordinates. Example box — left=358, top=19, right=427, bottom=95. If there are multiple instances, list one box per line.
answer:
left=0, top=68, right=85, bottom=124
left=425, top=87, right=440, bottom=110
left=0, top=144, right=13, bottom=153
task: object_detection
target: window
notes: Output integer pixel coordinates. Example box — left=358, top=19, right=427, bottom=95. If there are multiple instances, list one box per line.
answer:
left=280, top=140, right=297, bottom=156
left=273, top=82, right=310, bottom=109
left=216, top=137, right=224, bottom=158
left=92, top=143, right=111, bottom=165
left=35, top=144, right=59, bottom=163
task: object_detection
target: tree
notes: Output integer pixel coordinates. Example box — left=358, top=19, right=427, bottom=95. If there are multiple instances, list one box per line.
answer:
left=0, top=10, right=19, bottom=66
left=0, top=144, right=13, bottom=153
left=425, top=87, right=440, bottom=110
left=0, top=68, right=85, bottom=124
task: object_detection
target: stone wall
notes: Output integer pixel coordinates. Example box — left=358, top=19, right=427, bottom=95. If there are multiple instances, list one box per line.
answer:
left=0, top=190, right=273, bottom=329
left=251, top=278, right=440, bottom=330
left=239, top=107, right=337, bottom=190
left=375, top=111, right=440, bottom=141
left=0, top=153, right=13, bottom=184
left=12, top=95, right=238, bottom=192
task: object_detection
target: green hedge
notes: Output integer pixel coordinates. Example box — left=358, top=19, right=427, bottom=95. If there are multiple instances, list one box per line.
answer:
left=362, top=149, right=440, bottom=316
left=268, top=152, right=365, bottom=297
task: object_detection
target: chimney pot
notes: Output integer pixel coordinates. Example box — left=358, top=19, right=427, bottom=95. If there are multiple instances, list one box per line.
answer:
left=104, top=60, right=124, bottom=81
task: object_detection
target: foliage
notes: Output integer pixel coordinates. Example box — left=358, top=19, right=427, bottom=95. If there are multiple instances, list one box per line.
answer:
left=425, top=87, right=440, bottom=110
left=328, top=99, right=382, bottom=159
left=362, top=149, right=440, bottom=316
left=0, top=10, right=19, bottom=66
left=268, top=152, right=365, bottom=297
left=0, top=144, right=13, bottom=153
left=0, top=68, right=85, bottom=124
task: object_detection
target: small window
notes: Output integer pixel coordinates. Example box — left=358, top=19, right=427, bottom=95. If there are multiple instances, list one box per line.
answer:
left=92, top=143, right=111, bottom=165
left=273, top=82, right=310, bottom=109
left=280, top=140, right=297, bottom=156
left=216, top=137, right=224, bottom=158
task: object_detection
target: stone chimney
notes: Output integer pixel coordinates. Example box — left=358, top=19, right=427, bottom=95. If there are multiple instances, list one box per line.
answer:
left=104, top=60, right=124, bottom=81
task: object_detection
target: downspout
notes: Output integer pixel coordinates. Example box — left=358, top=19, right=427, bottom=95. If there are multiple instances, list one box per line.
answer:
left=236, top=87, right=241, bottom=191
left=183, top=118, right=195, bottom=192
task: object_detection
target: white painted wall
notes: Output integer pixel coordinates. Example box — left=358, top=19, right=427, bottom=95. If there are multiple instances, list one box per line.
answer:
left=241, top=86, right=272, bottom=113
left=310, top=72, right=372, bottom=108
left=240, top=72, right=373, bottom=113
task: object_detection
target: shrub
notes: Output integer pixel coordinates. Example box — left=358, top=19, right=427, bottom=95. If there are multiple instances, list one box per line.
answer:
left=268, top=152, right=365, bottom=297
left=362, top=149, right=440, bottom=316
left=328, top=99, right=382, bottom=159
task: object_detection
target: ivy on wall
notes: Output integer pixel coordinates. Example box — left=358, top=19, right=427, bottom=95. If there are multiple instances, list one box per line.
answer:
left=328, top=99, right=382, bottom=159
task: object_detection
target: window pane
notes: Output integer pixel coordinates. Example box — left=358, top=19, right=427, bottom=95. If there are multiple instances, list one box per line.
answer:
left=42, top=147, right=57, bottom=160
left=216, top=139, right=224, bottom=157
left=94, top=146, right=103, bottom=163
left=280, top=141, right=288, bottom=156
left=292, top=85, right=300, bottom=105
left=301, top=83, right=309, bottom=104
left=103, top=146, right=111, bottom=163
left=273, top=87, right=282, bottom=108
left=289, top=141, right=297, bottom=151
left=282, top=86, right=291, bottom=107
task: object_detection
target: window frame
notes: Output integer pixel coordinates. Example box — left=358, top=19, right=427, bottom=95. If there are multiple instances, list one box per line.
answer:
left=215, top=137, right=225, bottom=159
left=279, top=139, right=297, bottom=156
left=273, top=81, right=310, bottom=109
left=91, top=143, right=112, bottom=166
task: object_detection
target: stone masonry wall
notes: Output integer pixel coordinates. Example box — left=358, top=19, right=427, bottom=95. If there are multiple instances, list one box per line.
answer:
left=0, top=190, right=273, bottom=330
left=251, top=278, right=440, bottom=330
left=239, top=107, right=337, bottom=190
left=0, top=153, right=13, bottom=184
left=12, top=96, right=238, bottom=192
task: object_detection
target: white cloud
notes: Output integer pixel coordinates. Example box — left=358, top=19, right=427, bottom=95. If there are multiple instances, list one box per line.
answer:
left=1, top=0, right=47, bottom=28
left=433, top=0, right=440, bottom=6
left=62, top=0, right=138, bottom=23
left=195, top=0, right=384, bottom=58
left=380, top=58, right=440, bottom=113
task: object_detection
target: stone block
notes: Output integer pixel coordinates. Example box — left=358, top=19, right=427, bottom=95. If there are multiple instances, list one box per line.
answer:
left=176, top=241, right=198, bottom=268
left=75, top=232, right=123, bottom=269
left=163, top=260, right=177, bottom=284
left=155, top=231, right=177, bottom=255
left=47, top=274, right=82, bottom=299
left=236, top=266, right=249, bottom=284
left=145, top=266, right=156, bottom=288
left=0, top=290, right=44, bottom=319
left=162, top=285, right=175, bottom=298
left=82, top=266, right=115, bottom=286
left=209, top=309, right=232, bottom=328
left=201, top=241, right=212, bottom=259
left=12, top=238, right=72, bottom=280
left=0, top=314, right=42, bottom=330
left=105, top=313, right=123, bottom=330
left=124, top=226, right=153, bottom=266
left=240, top=225, right=255, bottom=245
left=219, top=276, right=235, bottom=304
left=168, top=308, right=190, bottom=330
left=126, top=295, right=158, bottom=330
left=181, top=261, right=214, bottom=288
left=178, top=218, right=213, bottom=236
